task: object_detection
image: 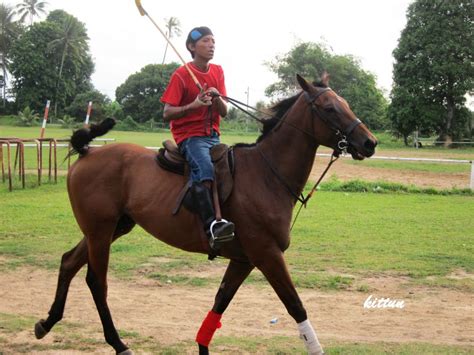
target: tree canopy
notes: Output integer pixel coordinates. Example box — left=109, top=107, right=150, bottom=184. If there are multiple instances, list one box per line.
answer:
left=9, top=10, right=94, bottom=116
left=389, top=0, right=473, bottom=144
left=0, top=3, right=23, bottom=108
left=115, top=63, right=179, bottom=123
left=161, top=17, right=181, bottom=65
left=266, top=42, right=388, bottom=130
left=65, top=89, right=110, bottom=123
left=15, top=0, right=48, bottom=26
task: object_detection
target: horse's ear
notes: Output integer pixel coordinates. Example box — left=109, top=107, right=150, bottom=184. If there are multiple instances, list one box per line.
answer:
left=296, top=74, right=311, bottom=92
left=320, top=71, right=330, bottom=86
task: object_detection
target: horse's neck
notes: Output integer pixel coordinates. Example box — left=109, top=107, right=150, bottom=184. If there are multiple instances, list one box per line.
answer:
left=257, top=106, right=318, bottom=200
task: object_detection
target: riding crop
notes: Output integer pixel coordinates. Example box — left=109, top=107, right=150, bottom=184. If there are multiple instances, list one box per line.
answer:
left=134, top=0, right=203, bottom=91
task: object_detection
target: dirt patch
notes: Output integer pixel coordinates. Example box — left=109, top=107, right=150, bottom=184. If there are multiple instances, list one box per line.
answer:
left=0, top=267, right=472, bottom=353
left=311, top=151, right=471, bottom=189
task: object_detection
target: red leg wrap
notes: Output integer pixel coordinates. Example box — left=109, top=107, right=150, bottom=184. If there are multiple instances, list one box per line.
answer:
left=196, top=310, right=222, bottom=347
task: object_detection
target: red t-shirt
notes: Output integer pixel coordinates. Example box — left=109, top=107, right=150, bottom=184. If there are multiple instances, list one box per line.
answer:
left=161, top=63, right=227, bottom=144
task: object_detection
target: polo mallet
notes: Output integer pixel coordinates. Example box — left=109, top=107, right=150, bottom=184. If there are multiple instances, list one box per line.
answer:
left=134, top=0, right=203, bottom=91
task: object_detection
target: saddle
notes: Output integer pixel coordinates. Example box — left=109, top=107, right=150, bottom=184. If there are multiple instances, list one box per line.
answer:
left=156, top=140, right=235, bottom=208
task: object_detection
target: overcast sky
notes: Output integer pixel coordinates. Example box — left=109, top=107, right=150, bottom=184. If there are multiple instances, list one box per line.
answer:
left=12, top=0, right=413, bottom=105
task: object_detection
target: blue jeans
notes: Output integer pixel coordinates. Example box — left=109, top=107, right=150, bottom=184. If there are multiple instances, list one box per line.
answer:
left=179, top=132, right=220, bottom=183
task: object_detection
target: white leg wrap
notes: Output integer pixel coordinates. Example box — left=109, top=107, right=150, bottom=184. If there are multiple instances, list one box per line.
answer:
left=297, top=319, right=324, bottom=355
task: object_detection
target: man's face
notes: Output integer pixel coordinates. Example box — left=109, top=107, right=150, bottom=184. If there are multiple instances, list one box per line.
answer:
left=190, top=35, right=215, bottom=60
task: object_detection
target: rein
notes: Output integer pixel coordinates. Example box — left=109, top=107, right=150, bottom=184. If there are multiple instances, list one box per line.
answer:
left=219, top=95, right=267, bottom=124
left=290, top=153, right=338, bottom=231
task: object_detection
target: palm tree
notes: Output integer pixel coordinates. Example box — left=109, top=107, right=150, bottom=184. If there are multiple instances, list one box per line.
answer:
left=16, top=0, right=48, bottom=26
left=161, top=17, right=181, bottom=65
left=47, top=14, right=88, bottom=117
left=0, top=4, right=21, bottom=107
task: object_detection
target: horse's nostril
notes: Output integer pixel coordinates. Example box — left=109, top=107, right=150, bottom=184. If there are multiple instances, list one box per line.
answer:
left=364, top=139, right=377, bottom=153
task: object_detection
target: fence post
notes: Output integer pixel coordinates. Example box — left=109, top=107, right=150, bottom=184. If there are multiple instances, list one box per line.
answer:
left=84, top=101, right=93, bottom=128
left=470, top=162, right=473, bottom=190
left=40, top=100, right=50, bottom=139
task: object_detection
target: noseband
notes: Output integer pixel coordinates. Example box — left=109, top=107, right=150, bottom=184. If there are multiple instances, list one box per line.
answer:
left=304, top=88, right=362, bottom=153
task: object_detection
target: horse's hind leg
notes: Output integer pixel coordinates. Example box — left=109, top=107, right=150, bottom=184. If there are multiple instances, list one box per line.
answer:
left=35, top=215, right=135, bottom=341
left=35, top=237, right=88, bottom=338
left=85, top=222, right=130, bottom=355
left=196, top=259, right=254, bottom=355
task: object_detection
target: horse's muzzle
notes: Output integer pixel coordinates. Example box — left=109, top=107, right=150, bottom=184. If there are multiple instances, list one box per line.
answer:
left=348, top=138, right=377, bottom=160
left=363, top=138, right=377, bottom=157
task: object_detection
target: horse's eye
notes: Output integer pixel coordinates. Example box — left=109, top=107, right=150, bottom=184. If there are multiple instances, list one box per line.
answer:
left=324, top=107, right=336, bottom=113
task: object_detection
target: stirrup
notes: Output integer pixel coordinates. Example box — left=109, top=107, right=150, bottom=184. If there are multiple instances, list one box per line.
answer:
left=209, top=219, right=235, bottom=245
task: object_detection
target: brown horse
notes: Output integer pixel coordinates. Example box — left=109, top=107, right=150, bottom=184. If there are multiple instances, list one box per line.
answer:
left=35, top=74, right=377, bottom=354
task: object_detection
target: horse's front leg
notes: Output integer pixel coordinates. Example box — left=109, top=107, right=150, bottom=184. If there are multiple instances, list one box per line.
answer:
left=196, top=258, right=254, bottom=355
left=253, top=248, right=324, bottom=355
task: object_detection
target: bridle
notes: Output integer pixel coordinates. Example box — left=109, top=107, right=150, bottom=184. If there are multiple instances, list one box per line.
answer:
left=303, top=87, right=362, bottom=155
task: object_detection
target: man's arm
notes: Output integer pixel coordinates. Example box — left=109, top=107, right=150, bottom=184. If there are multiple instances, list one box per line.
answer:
left=206, top=87, right=227, bottom=117
left=163, top=93, right=212, bottom=122
left=212, top=95, right=227, bottom=117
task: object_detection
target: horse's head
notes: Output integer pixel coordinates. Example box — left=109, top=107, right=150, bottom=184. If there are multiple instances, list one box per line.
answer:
left=297, top=73, right=377, bottom=159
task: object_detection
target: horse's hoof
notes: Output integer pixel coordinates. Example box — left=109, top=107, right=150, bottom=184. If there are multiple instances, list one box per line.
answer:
left=34, top=320, right=48, bottom=339
left=198, top=344, right=209, bottom=355
left=117, top=349, right=134, bottom=355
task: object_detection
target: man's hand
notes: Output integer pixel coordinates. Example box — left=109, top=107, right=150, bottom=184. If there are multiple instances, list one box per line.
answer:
left=205, top=87, right=220, bottom=99
left=189, top=84, right=216, bottom=108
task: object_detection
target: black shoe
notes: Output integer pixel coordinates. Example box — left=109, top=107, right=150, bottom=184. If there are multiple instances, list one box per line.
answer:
left=209, top=219, right=235, bottom=248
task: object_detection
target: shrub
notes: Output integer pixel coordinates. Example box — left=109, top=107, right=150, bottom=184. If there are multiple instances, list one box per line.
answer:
left=17, top=107, right=39, bottom=126
left=58, top=114, right=78, bottom=129
left=115, top=116, right=140, bottom=131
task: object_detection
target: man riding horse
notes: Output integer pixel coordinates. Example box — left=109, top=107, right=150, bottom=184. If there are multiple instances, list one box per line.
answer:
left=161, top=26, right=235, bottom=247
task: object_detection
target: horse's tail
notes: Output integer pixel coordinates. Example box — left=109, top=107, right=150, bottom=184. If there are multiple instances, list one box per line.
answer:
left=69, top=118, right=116, bottom=157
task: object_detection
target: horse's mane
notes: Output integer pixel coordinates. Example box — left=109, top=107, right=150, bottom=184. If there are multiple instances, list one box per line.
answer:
left=234, top=81, right=329, bottom=148
left=234, top=92, right=302, bottom=148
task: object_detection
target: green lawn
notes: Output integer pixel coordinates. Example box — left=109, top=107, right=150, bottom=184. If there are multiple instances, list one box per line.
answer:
left=346, top=158, right=471, bottom=173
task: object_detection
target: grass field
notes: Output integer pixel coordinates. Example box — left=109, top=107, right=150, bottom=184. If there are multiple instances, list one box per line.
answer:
left=346, top=159, right=471, bottom=173
left=1, top=124, right=473, bottom=353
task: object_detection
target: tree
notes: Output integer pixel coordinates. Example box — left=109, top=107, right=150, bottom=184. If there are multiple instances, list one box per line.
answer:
left=65, top=89, right=110, bottom=123
left=104, top=101, right=125, bottom=121
left=115, top=63, right=179, bottom=123
left=10, top=10, right=94, bottom=117
left=10, top=21, right=58, bottom=113
left=266, top=42, right=389, bottom=130
left=46, top=10, right=91, bottom=117
left=161, top=17, right=181, bottom=65
left=0, top=4, right=22, bottom=107
left=389, top=0, right=473, bottom=144
left=15, top=0, right=48, bottom=26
